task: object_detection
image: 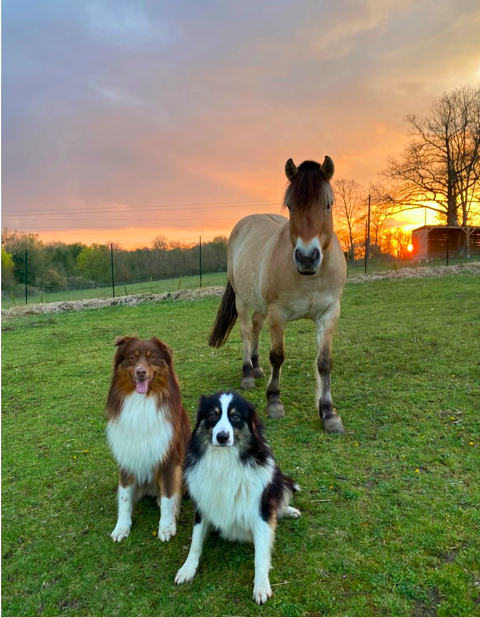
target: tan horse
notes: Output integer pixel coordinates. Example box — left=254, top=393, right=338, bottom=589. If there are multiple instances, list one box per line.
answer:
left=208, top=157, right=347, bottom=433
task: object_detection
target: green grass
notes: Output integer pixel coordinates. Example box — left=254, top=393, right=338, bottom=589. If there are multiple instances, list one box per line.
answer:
left=1, top=271, right=228, bottom=309
left=2, top=273, right=480, bottom=616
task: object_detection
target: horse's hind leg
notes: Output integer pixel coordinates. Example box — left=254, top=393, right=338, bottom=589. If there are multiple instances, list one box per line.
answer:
left=266, top=309, right=286, bottom=419
left=315, top=303, right=345, bottom=434
left=251, top=312, right=266, bottom=379
left=237, top=300, right=255, bottom=390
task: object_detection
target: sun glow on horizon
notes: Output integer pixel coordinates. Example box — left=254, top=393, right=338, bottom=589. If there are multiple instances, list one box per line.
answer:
left=30, top=226, right=235, bottom=249
left=16, top=204, right=433, bottom=248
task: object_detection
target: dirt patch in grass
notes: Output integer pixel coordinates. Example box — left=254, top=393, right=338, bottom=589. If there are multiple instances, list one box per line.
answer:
left=413, top=588, right=442, bottom=617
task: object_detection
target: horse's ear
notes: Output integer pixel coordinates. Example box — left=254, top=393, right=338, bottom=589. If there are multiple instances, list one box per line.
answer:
left=321, top=156, right=334, bottom=180
left=285, top=158, right=298, bottom=181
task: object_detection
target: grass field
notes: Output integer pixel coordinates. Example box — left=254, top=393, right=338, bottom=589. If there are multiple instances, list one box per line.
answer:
left=2, top=272, right=480, bottom=616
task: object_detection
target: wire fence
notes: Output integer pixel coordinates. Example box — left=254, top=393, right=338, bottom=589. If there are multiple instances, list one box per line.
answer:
left=1, top=239, right=228, bottom=308
left=2, top=238, right=479, bottom=309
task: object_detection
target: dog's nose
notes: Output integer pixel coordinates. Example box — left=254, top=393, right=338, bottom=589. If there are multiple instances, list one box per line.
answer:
left=135, top=367, right=147, bottom=379
left=216, top=431, right=230, bottom=444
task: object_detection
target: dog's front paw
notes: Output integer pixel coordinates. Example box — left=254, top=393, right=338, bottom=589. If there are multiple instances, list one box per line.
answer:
left=287, top=506, right=301, bottom=518
left=110, top=524, right=131, bottom=542
left=158, top=521, right=176, bottom=542
left=253, top=580, right=272, bottom=604
left=175, top=561, right=197, bottom=585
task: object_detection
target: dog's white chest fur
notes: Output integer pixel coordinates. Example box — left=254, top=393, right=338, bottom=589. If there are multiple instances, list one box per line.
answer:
left=186, top=448, right=274, bottom=541
left=107, top=392, right=173, bottom=484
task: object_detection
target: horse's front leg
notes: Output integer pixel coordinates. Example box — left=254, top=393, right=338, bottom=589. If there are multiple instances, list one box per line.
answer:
left=266, top=309, right=286, bottom=419
left=237, top=300, right=255, bottom=390
left=315, top=304, right=345, bottom=434
left=251, top=311, right=266, bottom=378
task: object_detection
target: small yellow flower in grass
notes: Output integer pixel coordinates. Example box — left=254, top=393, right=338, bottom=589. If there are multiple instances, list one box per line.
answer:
left=329, top=485, right=334, bottom=489
left=470, top=442, right=474, bottom=446
left=451, top=374, right=455, bottom=377
left=84, top=449, right=90, bottom=453
left=415, top=468, right=420, bottom=473
left=73, top=456, right=77, bottom=459
left=152, top=531, right=157, bottom=537
left=451, top=417, right=455, bottom=420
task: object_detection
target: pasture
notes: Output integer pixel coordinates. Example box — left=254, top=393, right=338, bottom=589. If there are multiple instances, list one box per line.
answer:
left=2, top=272, right=479, bottom=616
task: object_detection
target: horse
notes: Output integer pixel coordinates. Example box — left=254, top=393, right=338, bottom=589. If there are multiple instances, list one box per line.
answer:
left=208, top=157, right=347, bottom=434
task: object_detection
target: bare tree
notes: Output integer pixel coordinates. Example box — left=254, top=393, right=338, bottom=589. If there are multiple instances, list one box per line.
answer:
left=392, top=229, right=411, bottom=259
left=333, top=179, right=366, bottom=259
left=377, top=85, right=480, bottom=227
left=369, top=201, right=392, bottom=249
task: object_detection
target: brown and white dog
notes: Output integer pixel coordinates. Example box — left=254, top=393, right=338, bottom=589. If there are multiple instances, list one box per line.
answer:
left=106, top=336, right=190, bottom=542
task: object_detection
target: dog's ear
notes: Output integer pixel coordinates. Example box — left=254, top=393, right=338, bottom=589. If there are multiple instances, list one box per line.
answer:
left=247, top=400, right=263, bottom=440
left=194, top=395, right=209, bottom=427
left=113, top=335, right=137, bottom=367
left=114, top=335, right=136, bottom=347
left=150, top=337, right=173, bottom=365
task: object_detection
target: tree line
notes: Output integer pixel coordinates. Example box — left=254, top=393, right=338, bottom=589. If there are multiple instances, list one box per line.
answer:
left=1, top=232, right=228, bottom=296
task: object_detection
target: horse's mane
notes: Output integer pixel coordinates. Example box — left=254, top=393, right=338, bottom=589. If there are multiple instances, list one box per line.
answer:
left=283, top=160, right=331, bottom=211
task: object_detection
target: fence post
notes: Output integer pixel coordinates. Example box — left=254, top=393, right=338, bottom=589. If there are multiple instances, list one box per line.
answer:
left=364, top=194, right=371, bottom=274
left=111, top=244, right=115, bottom=298
left=199, top=236, right=202, bottom=288
left=25, top=250, right=28, bottom=305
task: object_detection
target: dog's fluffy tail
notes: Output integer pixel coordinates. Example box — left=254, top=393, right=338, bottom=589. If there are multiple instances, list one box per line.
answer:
left=208, top=280, right=238, bottom=348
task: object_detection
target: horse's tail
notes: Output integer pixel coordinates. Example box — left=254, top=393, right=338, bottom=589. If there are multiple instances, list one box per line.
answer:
left=208, top=280, right=237, bottom=348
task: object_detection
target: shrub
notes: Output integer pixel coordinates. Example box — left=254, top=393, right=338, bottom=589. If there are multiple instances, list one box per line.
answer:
left=38, top=268, right=67, bottom=292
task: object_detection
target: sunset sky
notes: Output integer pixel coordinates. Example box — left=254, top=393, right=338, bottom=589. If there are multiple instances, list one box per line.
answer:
left=2, top=0, right=480, bottom=247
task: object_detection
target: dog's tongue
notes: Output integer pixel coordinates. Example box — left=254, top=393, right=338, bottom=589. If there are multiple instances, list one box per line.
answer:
left=135, top=379, right=149, bottom=394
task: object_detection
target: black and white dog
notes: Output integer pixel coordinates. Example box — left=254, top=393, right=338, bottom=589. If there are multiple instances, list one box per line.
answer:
left=175, top=391, right=300, bottom=604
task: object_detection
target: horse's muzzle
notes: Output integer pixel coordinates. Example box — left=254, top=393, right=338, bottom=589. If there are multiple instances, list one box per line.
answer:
left=294, top=247, right=322, bottom=275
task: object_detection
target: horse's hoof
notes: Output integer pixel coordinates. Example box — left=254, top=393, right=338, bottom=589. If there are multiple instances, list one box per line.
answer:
left=240, top=377, right=256, bottom=390
left=253, top=367, right=264, bottom=379
left=266, top=401, right=285, bottom=419
left=322, top=415, right=345, bottom=434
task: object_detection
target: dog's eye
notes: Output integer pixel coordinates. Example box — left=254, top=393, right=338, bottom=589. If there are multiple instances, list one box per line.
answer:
left=231, top=414, right=240, bottom=422
left=208, top=411, right=218, bottom=421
